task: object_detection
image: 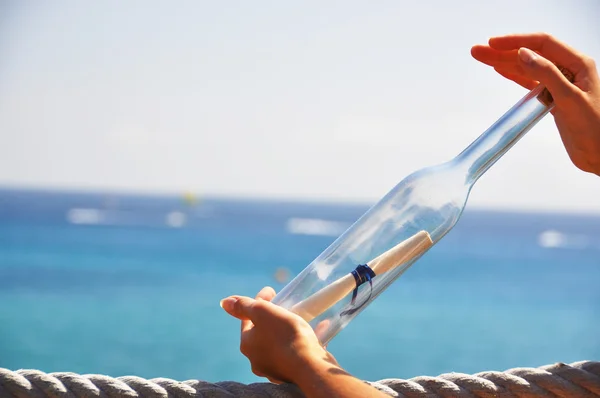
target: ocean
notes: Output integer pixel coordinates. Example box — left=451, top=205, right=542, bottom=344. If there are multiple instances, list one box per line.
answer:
left=0, top=188, right=599, bottom=384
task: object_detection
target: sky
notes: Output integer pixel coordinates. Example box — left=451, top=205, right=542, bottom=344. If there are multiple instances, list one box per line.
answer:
left=1, top=1, right=600, bottom=213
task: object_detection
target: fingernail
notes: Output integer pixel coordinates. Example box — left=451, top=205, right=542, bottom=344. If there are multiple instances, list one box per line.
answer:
left=519, top=48, right=537, bottom=65
left=219, top=297, right=237, bottom=311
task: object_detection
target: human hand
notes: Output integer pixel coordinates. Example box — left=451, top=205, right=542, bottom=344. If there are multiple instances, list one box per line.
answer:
left=220, top=286, right=339, bottom=385
left=471, top=32, right=600, bottom=176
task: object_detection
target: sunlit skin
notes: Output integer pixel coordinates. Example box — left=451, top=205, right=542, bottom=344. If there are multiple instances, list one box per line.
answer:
left=220, top=33, right=600, bottom=398
left=220, top=286, right=388, bottom=398
left=471, top=33, right=600, bottom=176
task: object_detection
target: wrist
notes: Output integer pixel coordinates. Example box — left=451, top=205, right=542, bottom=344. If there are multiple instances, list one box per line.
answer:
left=289, top=351, right=343, bottom=389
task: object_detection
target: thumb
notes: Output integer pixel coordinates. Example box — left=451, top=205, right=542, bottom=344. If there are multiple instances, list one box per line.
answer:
left=220, top=296, right=256, bottom=320
left=518, top=48, right=577, bottom=105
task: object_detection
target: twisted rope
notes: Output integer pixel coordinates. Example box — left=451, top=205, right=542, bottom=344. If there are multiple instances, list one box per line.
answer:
left=0, top=361, right=599, bottom=398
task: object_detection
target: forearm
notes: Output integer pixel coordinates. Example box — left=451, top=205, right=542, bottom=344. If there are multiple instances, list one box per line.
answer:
left=293, top=358, right=388, bottom=398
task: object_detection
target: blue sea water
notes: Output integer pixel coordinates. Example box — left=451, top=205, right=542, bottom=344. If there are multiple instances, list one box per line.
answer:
left=0, top=188, right=599, bottom=383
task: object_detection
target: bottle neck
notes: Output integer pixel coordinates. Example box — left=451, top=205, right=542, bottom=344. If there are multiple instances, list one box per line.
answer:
left=454, top=85, right=552, bottom=185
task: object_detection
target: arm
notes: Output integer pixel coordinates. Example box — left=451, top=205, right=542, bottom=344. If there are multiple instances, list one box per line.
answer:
left=471, top=32, right=600, bottom=175
left=292, top=355, right=387, bottom=398
left=220, top=287, right=388, bottom=398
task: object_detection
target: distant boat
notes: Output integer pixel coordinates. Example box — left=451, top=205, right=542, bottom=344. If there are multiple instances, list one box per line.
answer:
left=182, top=192, right=200, bottom=207
left=66, top=208, right=105, bottom=225
left=166, top=211, right=187, bottom=228
left=286, top=217, right=349, bottom=237
left=537, top=229, right=589, bottom=249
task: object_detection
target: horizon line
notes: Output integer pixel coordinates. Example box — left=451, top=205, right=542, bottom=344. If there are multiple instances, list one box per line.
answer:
left=2, top=182, right=600, bottom=217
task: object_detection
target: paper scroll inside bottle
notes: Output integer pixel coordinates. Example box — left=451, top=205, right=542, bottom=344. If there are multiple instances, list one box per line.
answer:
left=291, top=230, right=433, bottom=322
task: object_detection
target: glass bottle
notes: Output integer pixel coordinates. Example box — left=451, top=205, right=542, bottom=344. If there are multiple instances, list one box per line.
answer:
left=271, top=82, right=567, bottom=345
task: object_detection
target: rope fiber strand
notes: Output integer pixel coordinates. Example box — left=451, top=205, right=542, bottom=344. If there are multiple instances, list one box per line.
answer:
left=0, top=361, right=599, bottom=398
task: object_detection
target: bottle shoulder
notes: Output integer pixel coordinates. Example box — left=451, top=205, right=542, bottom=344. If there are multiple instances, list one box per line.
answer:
left=379, top=163, right=471, bottom=241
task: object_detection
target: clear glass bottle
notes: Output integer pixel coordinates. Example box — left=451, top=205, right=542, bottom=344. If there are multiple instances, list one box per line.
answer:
left=271, top=84, right=561, bottom=345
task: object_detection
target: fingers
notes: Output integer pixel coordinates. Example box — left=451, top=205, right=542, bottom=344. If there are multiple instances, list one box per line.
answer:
left=255, top=286, right=276, bottom=302
left=471, top=45, right=519, bottom=67
left=241, top=295, right=258, bottom=333
left=221, top=286, right=276, bottom=320
left=517, top=47, right=579, bottom=104
left=220, top=296, right=256, bottom=321
left=493, top=67, right=538, bottom=90
left=221, top=292, right=295, bottom=328
left=472, top=33, right=587, bottom=104
left=472, top=46, right=527, bottom=76
left=314, top=319, right=331, bottom=343
left=488, top=33, right=588, bottom=73
left=242, top=286, right=277, bottom=332
left=471, top=45, right=537, bottom=90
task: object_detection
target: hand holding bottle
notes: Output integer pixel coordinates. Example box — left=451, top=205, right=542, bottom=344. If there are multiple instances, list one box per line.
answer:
left=220, top=286, right=388, bottom=397
left=220, top=286, right=327, bottom=384
left=471, top=32, right=600, bottom=176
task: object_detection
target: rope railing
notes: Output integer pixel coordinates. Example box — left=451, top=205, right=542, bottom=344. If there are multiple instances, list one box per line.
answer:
left=1, top=360, right=599, bottom=397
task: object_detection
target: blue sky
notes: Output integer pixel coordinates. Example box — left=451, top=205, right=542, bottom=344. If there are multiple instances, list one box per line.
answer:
left=1, top=1, right=600, bottom=212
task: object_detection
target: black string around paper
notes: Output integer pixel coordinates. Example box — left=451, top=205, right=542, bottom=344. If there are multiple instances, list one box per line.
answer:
left=339, top=264, right=376, bottom=317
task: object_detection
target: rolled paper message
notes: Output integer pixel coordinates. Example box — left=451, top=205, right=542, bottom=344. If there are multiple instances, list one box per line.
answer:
left=291, top=230, right=433, bottom=322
